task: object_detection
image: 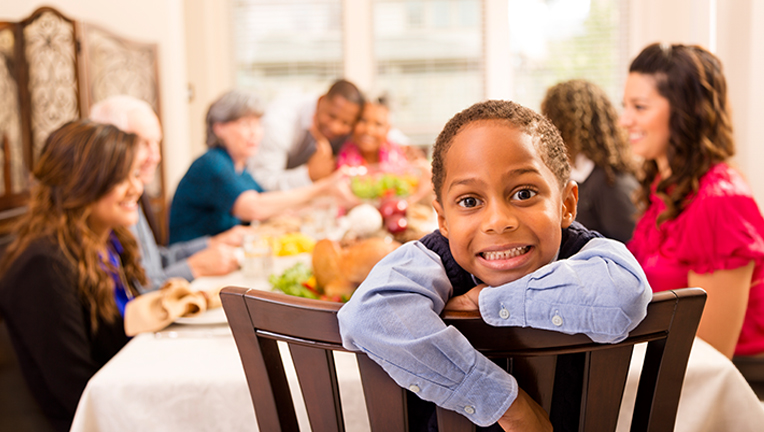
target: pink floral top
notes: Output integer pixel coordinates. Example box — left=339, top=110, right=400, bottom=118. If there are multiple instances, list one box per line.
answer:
left=336, top=140, right=409, bottom=173
left=628, top=163, right=764, bottom=355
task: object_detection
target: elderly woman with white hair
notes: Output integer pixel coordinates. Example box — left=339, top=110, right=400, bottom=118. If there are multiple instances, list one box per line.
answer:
left=90, top=95, right=243, bottom=292
left=169, top=89, right=355, bottom=243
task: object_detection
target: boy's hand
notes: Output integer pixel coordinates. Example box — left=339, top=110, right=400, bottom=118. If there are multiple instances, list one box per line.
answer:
left=498, top=388, right=552, bottom=432
left=444, top=284, right=487, bottom=312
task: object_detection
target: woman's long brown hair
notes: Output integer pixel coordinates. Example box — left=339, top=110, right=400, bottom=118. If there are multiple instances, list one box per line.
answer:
left=0, top=120, right=147, bottom=331
left=629, top=43, right=734, bottom=224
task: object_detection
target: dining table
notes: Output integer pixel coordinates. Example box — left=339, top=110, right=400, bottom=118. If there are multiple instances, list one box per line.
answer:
left=71, top=258, right=764, bottom=432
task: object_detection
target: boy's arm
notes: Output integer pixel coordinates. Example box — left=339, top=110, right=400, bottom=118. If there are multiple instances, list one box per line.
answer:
left=338, top=242, right=518, bottom=427
left=479, top=237, right=652, bottom=343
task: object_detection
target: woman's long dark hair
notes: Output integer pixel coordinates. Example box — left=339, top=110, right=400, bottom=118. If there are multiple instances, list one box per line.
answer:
left=630, top=43, right=734, bottom=224
left=0, top=120, right=147, bottom=330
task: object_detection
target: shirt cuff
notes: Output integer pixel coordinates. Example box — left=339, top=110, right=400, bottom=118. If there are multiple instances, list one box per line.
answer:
left=162, top=261, right=196, bottom=283
left=438, top=354, right=518, bottom=426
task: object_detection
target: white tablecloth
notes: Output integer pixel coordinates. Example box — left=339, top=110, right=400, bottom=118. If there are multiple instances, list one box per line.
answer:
left=617, top=337, right=764, bottom=432
left=72, top=267, right=764, bottom=431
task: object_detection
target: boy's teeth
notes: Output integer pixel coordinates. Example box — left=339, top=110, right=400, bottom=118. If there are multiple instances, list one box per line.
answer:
left=482, top=246, right=529, bottom=261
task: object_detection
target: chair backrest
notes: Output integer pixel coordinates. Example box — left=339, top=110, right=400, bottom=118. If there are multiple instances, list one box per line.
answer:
left=221, top=287, right=705, bottom=432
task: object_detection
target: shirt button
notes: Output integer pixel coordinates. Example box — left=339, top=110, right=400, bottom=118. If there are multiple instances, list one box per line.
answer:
left=499, top=307, right=510, bottom=320
left=464, top=405, right=475, bottom=415
left=409, top=384, right=420, bottom=393
left=552, top=314, right=563, bottom=326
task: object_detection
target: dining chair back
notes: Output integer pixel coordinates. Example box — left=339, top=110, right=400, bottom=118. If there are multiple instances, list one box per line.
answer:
left=221, top=287, right=705, bottom=432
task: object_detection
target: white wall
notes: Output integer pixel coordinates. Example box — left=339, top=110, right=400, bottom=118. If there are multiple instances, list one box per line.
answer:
left=184, top=0, right=235, bottom=160
left=3, top=0, right=191, bottom=200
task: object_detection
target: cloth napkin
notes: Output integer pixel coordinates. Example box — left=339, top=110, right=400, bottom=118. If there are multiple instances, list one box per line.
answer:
left=124, top=278, right=223, bottom=336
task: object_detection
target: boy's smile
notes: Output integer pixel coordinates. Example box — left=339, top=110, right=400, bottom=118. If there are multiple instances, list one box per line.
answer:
left=432, top=120, right=577, bottom=287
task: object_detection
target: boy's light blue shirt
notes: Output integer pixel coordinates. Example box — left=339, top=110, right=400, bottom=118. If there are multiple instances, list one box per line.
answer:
left=337, top=237, right=651, bottom=427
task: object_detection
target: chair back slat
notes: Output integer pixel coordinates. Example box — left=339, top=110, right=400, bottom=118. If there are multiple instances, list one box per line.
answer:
left=579, top=346, right=634, bottom=431
left=512, top=355, right=558, bottom=413
left=220, top=289, right=299, bottom=432
left=221, top=286, right=706, bottom=432
left=289, top=343, right=345, bottom=431
left=632, top=289, right=706, bottom=432
left=356, top=355, right=410, bottom=432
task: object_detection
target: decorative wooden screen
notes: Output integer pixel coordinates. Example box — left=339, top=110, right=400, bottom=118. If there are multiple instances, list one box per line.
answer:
left=0, top=6, right=166, bottom=243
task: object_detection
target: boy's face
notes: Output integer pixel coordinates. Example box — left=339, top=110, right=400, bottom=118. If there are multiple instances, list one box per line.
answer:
left=432, top=120, right=577, bottom=287
left=316, top=95, right=361, bottom=141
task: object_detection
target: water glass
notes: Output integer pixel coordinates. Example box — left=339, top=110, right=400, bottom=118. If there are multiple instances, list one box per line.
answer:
left=242, top=234, right=272, bottom=278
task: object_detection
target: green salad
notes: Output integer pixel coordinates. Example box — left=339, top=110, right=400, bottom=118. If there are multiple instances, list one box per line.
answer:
left=268, top=262, right=319, bottom=299
left=350, top=173, right=414, bottom=199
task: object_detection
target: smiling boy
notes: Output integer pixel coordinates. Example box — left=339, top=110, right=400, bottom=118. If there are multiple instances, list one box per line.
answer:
left=338, top=100, right=652, bottom=431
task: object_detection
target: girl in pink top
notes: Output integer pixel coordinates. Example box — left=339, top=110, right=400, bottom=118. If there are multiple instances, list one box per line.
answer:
left=622, top=43, right=764, bottom=358
left=337, top=99, right=409, bottom=171
left=338, top=98, right=433, bottom=204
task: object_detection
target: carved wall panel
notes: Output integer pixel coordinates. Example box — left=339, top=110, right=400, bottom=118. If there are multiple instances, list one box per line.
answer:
left=81, top=23, right=159, bottom=113
left=80, top=23, right=164, bottom=199
left=0, top=7, right=165, bottom=242
left=0, top=27, right=25, bottom=198
left=80, top=23, right=166, bottom=242
left=23, top=9, right=80, bottom=162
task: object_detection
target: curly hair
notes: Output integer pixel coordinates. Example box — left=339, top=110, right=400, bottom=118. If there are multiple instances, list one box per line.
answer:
left=0, top=120, right=147, bottom=331
left=541, top=79, right=636, bottom=184
left=431, top=100, right=569, bottom=203
left=629, top=43, right=734, bottom=224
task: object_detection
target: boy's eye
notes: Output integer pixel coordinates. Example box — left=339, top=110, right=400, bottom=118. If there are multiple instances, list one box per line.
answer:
left=457, top=196, right=482, bottom=208
left=511, top=189, right=537, bottom=201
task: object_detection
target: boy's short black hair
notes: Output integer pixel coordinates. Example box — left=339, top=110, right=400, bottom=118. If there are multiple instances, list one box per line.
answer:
left=431, top=100, right=570, bottom=202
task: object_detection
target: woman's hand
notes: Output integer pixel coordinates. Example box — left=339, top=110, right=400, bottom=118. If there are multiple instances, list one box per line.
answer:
left=444, top=284, right=486, bottom=312
left=186, top=243, right=240, bottom=278
left=317, top=169, right=359, bottom=209
left=497, top=388, right=553, bottom=432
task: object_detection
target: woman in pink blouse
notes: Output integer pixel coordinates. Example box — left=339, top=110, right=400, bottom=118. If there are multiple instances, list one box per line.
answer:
left=622, top=43, right=764, bottom=358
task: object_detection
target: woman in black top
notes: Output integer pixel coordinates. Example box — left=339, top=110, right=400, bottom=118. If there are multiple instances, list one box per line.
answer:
left=0, top=120, right=148, bottom=431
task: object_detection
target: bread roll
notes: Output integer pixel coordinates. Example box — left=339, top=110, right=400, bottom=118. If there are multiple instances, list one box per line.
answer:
left=312, top=237, right=400, bottom=297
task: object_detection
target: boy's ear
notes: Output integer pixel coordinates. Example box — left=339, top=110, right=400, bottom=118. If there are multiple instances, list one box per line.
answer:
left=560, top=180, right=578, bottom=229
left=431, top=198, right=449, bottom=239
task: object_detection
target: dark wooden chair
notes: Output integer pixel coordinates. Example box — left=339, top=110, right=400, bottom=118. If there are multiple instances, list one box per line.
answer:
left=221, top=287, right=706, bottom=432
left=732, top=355, right=764, bottom=400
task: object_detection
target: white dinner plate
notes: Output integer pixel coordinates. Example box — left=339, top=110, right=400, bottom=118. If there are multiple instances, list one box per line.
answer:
left=174, top=307, right=228, bottom=325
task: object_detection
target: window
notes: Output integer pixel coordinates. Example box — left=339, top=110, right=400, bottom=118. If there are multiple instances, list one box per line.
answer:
left=507, top=0, right=629, bottom=111
left=373, top=0, right=484, bottom=145
left=232, top=0, right=343, bottom=102
left=232, top=0, right=628, bottom=146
